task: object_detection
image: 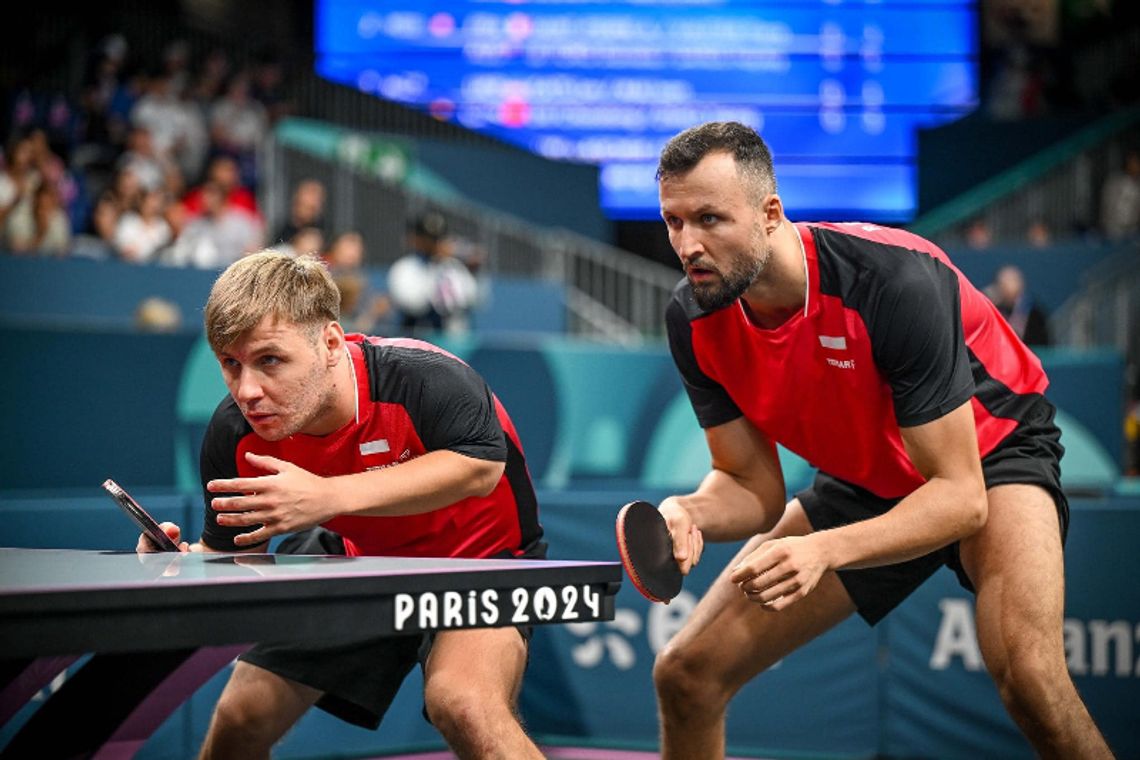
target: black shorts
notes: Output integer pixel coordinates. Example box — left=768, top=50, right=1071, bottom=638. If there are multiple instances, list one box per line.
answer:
left=797, top=394, right=1069, bottom=626
left=238, top=528, right=547, bottom=729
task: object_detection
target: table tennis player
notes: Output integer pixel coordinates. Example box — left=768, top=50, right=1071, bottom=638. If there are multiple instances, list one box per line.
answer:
left=136, top=250, right=547, bottom=759
left=648, top=121, right=1113, bottom=759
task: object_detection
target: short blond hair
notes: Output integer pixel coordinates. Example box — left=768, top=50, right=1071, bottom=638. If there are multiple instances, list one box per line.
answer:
left=204, top=250, right=340, bottom=353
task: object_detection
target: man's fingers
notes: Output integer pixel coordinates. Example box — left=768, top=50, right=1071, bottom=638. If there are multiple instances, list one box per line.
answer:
left=747, top=575, right=800, bottom=605
left=211, top=495, right=266, bottom=512
left=690, top=526, right=704, bottom=569
left=206, top=477, right=264, bottom=493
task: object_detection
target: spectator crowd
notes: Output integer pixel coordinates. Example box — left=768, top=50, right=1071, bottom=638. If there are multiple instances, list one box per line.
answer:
left=1, top=34, right=290, bottom=267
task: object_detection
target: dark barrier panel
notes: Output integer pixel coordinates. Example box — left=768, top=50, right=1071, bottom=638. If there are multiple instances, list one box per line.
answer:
left=0, top=328, right=197, bottom=490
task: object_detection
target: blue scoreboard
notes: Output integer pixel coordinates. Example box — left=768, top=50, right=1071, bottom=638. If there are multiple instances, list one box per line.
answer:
left=315, top=1, right=978, bottom=221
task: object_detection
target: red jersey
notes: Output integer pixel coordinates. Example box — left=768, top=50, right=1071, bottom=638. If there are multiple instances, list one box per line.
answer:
left=667, top=222, right=1048, bottom=499
left=199, top=335, right=543, bottom=557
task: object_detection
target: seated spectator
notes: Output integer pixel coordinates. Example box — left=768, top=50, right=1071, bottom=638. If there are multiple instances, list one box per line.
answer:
left=208, top=71, right=268, bottom=189
left=0, top=132, right=41, bottom=234
left=165, top=180, right=262, bottom=269
left=113, top=186, right=172, bottom=263
left=964, top=218, right=994, bottom=250
left=272, top=225, right=324, bottom=258
left=71, top=188, right=121, bottom=259
left=388, top=212, right=479, bottom=336
left=323, top=230, right=391, bottom=333
left=116, top=125, right=182, bottom=197
left=1100, top=148, right=1140, bottom=241
left=27, top=128, right=81, bottom=229
left=985, top=264, right=1051, bottom=347
left=1026, top=218, right=1053, bottom=247
left=179, top=153, right=261, bottom=221
left=271, top=177, right=326, bottom=244
left=250, top=47, right=294, bottom=126
left=4, top=182, right=72, bottom=255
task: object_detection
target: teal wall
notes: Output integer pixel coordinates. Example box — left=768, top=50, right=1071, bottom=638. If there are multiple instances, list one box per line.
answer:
left=0, top=326, right=1127, bottom=494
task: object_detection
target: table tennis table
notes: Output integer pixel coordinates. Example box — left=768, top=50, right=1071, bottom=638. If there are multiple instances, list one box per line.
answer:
left=0, top=548, right=621, bottom=758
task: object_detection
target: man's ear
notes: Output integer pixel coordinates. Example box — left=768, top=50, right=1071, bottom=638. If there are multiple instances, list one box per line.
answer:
left=763, top=193, right=784, bottom=235
left=323, top=321, right=346, bottom=364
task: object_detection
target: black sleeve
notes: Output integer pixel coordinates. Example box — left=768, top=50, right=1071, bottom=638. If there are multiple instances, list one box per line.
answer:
left=665, top=294, right=743, bottom=429
left=378, top=348, right=508, bottom=461
left=865, top=260, right=975, bottom=428
left=197, top=397, right=265, bottom=552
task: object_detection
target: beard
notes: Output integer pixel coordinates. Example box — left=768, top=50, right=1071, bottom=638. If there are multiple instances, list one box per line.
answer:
left=689, top=241, right=769, bottom=312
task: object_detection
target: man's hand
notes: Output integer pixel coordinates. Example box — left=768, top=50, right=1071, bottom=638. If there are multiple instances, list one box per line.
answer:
left=207, top=452, right=339, bottom=547
left=135, top=522, right=191, bottom=554
left=729, top=534, right=830, bottom=611
left=658, top=497, right=704, bottom=576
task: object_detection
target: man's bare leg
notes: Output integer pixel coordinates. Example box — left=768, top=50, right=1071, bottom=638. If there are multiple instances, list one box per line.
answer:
left=960, top=484, right=1113, bottom=759
left=654, top=500, right=857, bottom=760
left=199, top=661, right=319, bottom=760
left=423, top=627, right=543, bottom=760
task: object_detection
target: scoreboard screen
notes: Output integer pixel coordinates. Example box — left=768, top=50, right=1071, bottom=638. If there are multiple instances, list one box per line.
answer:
left=315, top=1, right=978, bottom=221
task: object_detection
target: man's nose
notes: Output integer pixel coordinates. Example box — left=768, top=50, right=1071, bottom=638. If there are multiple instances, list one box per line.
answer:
left=233, top=370, right=263, bottom=403
left=674, top=227, right=704, bottom=264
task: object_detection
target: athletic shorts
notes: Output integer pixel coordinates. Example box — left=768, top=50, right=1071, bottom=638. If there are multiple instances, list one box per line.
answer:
left=797, top=394, right=1068, bottom=626
left=238, top=528, right=547, bottom=729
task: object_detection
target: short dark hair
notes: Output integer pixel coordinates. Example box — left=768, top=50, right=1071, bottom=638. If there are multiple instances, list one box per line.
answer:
left=411, top=210, right=448, bottom=241
left=656, top=121, right=776, bottom=200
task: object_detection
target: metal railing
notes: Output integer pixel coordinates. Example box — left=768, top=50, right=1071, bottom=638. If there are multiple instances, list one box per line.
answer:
left=1051, top=243, right=1140, bottom=358
left=909, top=107, right=1140, bottom=247
left=262, top=139, right=682, bottom=343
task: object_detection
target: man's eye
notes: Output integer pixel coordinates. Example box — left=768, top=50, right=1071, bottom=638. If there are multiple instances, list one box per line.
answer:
left=260, top=356, right=281, bottom=367
left=701, top=214, right=717, bottom=224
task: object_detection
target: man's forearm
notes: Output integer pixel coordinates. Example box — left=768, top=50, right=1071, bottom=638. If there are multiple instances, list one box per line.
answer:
left=815, top=475, right=987, bottom=571
left=334, top=449, right=505, bottom=518
left=676, top=468, right=786, bottom=542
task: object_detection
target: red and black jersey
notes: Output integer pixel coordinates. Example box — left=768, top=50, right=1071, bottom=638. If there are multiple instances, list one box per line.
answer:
left=667, top=222, right=1049, bottom=499
left=199, top=334, right=544, bottom=557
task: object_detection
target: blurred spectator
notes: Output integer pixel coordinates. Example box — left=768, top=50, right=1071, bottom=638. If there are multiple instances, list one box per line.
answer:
left=274, top=225, right=324, bottom=258
left=113, top=187, right=172, bottom=263
left=965, top=217, right=994, bottom=250
left=75, top=33, right=134, bottom=162
left=166, top=180, right=262, bottom=269
left=27, top=128, right=81, bottom=229
left=981, top=0, right=1068, bottom=120
left=180, top=153, right=261, bottom=221
left=1100, top=147, right=1140, bottom=241
left=1025, top=218, right=1053, bottom=247
left=116, top=125, right=181, bottom=197
left=161, top=39, right=193, bottom=97
left=985, top=264, right=1051, bottom=346
left=271, top=178, right=326, bottom=244
left=4, top=182, right=71, bottom=255
left=0, top=132, right=40, bottom=234
left=130, top=71, right=192, bottom=176
left=71, top=188, right=121, bottom=259
left=388, top=212, right=479, bottom=336
left=188, top=48, right=231, bottom=108
left=208, top=71, right=268, bottom=189
left=250, top=48, right=294, bottom=126
left=323, top=230, right=391, bottom=333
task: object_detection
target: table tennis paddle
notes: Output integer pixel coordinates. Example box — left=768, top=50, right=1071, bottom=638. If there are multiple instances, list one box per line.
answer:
left=102, top=478, right=180, bottom=552
left=616, top=500, right=683, bottom=603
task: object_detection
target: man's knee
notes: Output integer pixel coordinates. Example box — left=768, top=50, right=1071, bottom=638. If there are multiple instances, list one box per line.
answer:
left=424, top=676, right=513, bottom=739
left=202, top=690, right=281, bottom=758
left=653, top=641, right=727, bottom=712
left=984, top=635, right=1067, bottom=714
